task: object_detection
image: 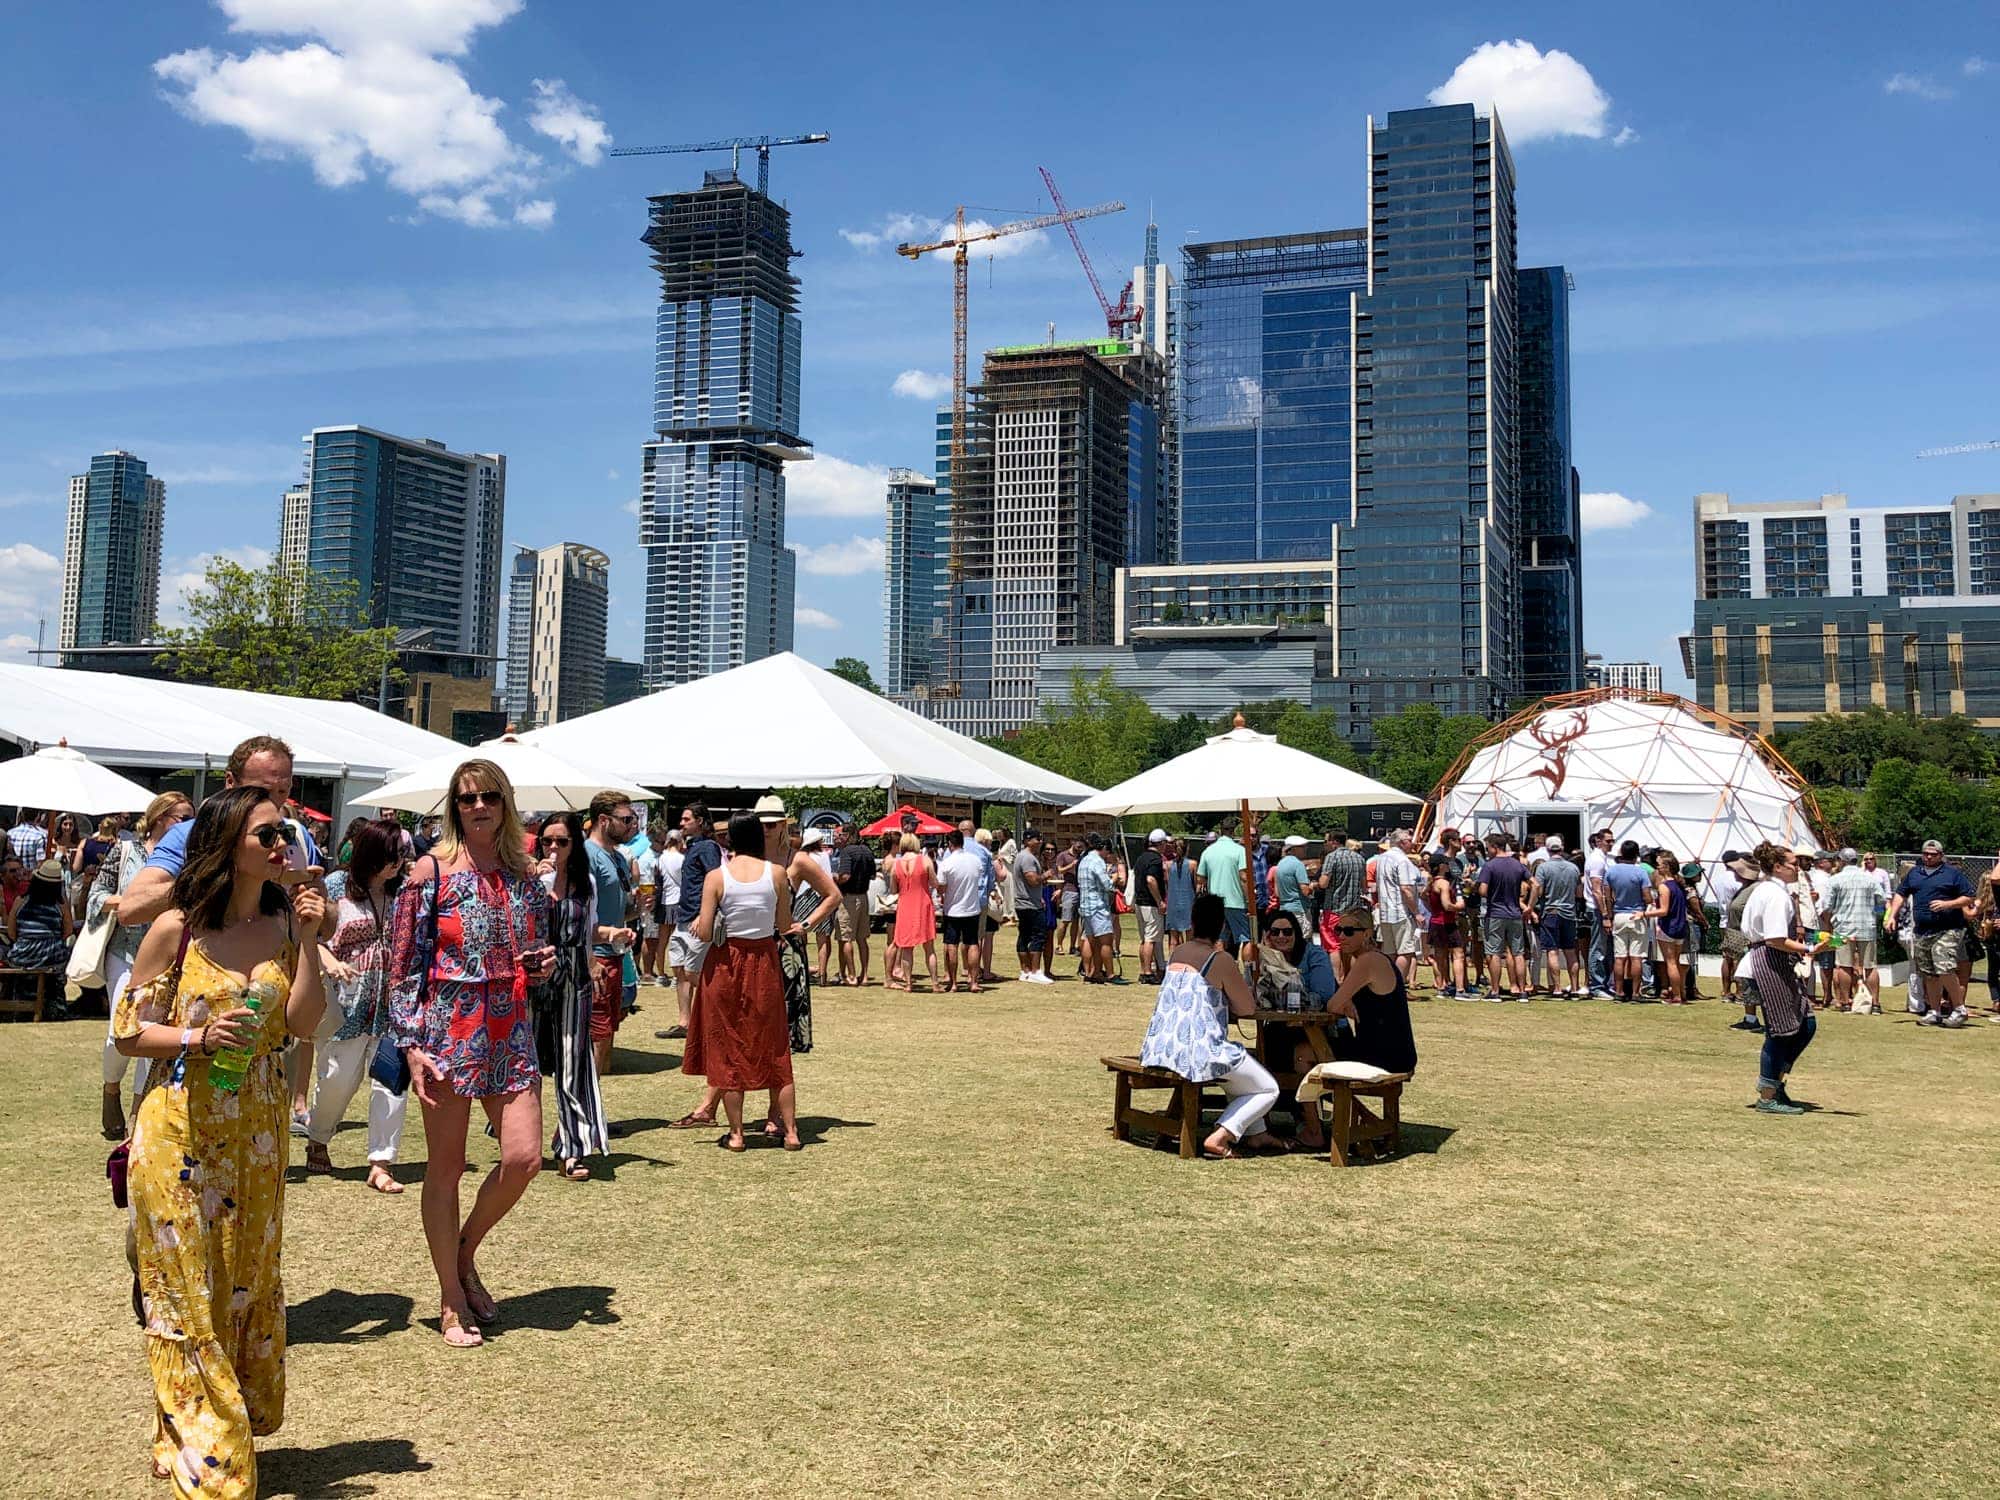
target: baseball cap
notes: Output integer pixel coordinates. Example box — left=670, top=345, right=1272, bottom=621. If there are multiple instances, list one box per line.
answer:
left=1148, top=828, right=1169, bottom=844
left=1839, top=847, right=1859, bottom=863
left=1922, top=838, right=1944, bottom=853
left=753, top=794, right=786, bottom=824
left=1544, top=834, right=1564, bottom=852
left=1283, top=835, right=1307, bottom=848
left=800, top=827, right=826, bottom=849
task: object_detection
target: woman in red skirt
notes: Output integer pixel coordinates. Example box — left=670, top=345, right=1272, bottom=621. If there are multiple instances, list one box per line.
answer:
left=685, top=813, right=800, bottom=1151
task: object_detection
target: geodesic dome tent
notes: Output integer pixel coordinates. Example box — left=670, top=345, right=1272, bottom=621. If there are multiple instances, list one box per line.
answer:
left=1428, top=689, right=1820, bottom=864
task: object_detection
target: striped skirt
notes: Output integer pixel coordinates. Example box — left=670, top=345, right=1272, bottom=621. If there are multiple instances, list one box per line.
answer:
left=1744, top=942, right=1809, bottom=1038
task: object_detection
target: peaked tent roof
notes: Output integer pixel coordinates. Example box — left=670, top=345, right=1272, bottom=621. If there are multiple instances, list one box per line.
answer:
left=1064, top=725, right=1420, bottom=817
left=0, top=664, right=462, bottom=780
left=1430, top=689, right=1819, bottom=862
left=519, top=652, right=1096, bottom=806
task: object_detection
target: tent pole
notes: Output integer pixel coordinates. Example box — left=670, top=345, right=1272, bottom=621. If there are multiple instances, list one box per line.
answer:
left=886, top=779, right=896, bottom=818
left=1240, top=795, right=1260, bottom=978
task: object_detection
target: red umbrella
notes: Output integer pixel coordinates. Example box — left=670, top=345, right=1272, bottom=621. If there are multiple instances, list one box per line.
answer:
left=859, top=804, right=954, bottom=837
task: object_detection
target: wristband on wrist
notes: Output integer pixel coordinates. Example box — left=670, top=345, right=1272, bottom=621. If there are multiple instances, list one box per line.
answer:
left=177, top=1027, right=194, bottom=1057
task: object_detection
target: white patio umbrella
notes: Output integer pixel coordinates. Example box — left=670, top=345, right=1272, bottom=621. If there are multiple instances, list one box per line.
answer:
left=1065, top=719, right=1421, bottom=959
left=355, top=735, right=659, bottom=817
left=0, top=740, right=156, bottom=815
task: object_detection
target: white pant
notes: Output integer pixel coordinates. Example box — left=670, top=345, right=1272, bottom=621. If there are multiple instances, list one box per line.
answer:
left=102, top=950, right=147, bottom=1092
left=306, top=1031, right=406, bottom=1162
left=1216, top=1055, right=1280, bottom=1141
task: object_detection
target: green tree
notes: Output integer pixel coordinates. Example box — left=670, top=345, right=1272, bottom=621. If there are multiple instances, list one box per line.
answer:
left=156, top=558, right=401, bottom=702
left=1854, top=757, right=2000, bottom=853
left=830, top=657, right=881, bottom=694
left=1367, top=702, right=1493, bottom=797
left=1146, top=712, right=1209, bottom=769
left=1777, top=707, right=1994, bottom=787
left=998, top=668, right=1161, bottom=790
left=1811, top=784, right=1862, bottom=847
left=1224, top=701, right=1361, bottom=769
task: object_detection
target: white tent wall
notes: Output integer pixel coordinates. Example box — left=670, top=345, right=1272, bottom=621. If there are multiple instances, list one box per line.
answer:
left=1432, top=694, right=1819, bottom=865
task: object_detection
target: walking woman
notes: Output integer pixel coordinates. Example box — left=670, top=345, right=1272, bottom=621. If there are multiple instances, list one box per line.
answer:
left=388, top=760, right=554, bottom=1348
left=1648, top=851, right=1693, bottom=1003
left=1741, top=842, right=1827, bottom=1114
left=94, top=790, right=191, bottom=1139
left=685, top=813, right=801, bottom=1151
left=1425, top=854, right=1468, bottom=998
left=887, top=831, right=938, bottom=992
left=533, top=812, right=610, bottom=1182
left=113, top=786, right=326, bottom=1494
left=302, top=818, right=408, bottom=1193
left=1164, top=836, right=1196, bottom=947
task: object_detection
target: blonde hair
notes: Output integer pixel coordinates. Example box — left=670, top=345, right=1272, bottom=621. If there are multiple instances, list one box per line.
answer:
left=899, top=832, right=921, bottom=854
left=94, top=816, right=120, bottom=839
left=434, top=758, right=533, bottom=879
left=139, top=792, right=191, bottom=838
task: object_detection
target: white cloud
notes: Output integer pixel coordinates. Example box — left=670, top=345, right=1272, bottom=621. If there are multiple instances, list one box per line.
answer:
left=841, top=211, right=1044, bottom=261
left=0, top=633, right=38, bottom=665
left=1966, top=56, right=1990, bottom=77
left=606, top=467, right=621, bottom=481
left=787, top=454, right=890, bottom=518
left=0, top=542, right=62, bottom=628
left=526, top=78, right=610, bottom=166
left=1884, top=72, right=1954, bottom=101
left=159, top=545, right=275, bottom=627
left=153, top=1, right=605, bottom=228
left=1429, top=40, right=1625, bottom=145
left=795, top=603, right=841, bottom=631
left=1580, top=491, right=1654, bottom=532
left=891, top=369, right=951, bottom=401
left=620, top=498, right=640, bottom=517
left=794, top=536, right=885, bottom=576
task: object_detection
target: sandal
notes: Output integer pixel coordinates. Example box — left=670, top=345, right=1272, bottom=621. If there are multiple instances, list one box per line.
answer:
left=1202, top=1144, right=1244, bottom=1160
left=718, top=1134, right=747, bottom=1153
left=304, top=1142, right=333, bottom=1175
left=366, top=1165, right=404, bottom=1194
left=439, top=1306, right=484, bottom=1348
left=762, top=1119, right=783, bottom=1138
left=783, top=1136, right=803, bottom=1152
left=667, top=1111, right=718, bottom=1130
left=560, top=1158, right=591, bottom=1181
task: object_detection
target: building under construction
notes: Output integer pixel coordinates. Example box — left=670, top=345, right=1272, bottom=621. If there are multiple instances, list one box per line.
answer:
left=914, top=339, right=1167, bottom=738
left=638, top=171, right=806, bottom=687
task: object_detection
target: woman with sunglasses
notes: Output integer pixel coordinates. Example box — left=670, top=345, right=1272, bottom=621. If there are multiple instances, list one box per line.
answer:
left=1139, top=892, right=1281, bottom=1159
left=533, top=811, right=610, bottom=1181
left=388, top=761, right=555, bottom=1348
left=1740, top=842, right=1828, bottom=1114
left=92, top=791, right=191, bottom=1140
left=113, top=786, right=327, bottom=1492
left=1324, top=907, right=1420, bottom=1075
left=1257, top=912, right=1340, bottom=1149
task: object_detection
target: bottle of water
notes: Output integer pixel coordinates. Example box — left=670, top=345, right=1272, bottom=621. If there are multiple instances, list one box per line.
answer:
left=208, top=979, right=278, bottom=1092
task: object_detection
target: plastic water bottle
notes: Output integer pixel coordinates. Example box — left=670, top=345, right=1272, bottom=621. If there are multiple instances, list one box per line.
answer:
left=208, top=979, right=277, bottom=1092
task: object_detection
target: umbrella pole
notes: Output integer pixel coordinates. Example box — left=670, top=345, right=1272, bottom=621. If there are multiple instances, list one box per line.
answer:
left=1240, top=795, right=1260, bottom=979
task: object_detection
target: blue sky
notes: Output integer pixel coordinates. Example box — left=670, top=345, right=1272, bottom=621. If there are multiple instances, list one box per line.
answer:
left=3, top=0, right=1997, bottom=692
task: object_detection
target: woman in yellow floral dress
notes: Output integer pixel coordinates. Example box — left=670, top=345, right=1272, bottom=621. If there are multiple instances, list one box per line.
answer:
left=115, top=786, right=325, bottom=1497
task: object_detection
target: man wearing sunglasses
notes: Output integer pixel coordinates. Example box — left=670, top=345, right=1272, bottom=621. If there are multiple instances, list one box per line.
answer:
left=586, top=793, right=642, bottom=1072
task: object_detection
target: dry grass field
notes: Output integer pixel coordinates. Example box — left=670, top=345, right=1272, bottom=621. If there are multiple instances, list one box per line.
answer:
left=6, top=958, right=1997, bottom=1499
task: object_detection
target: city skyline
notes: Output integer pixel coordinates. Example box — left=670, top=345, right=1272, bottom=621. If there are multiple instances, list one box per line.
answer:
left=4, top=2, right=1997, bottom=692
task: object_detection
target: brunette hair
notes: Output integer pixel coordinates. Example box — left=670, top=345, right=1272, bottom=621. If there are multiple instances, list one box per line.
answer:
left=536, top=811, right=591, bottom=897
left=1752, top=842, right=1792, bottom=875
left=346, top=818, right=406, bottom=900
left=171, top=785, right=289, bottom=932
left=727, top=813, right=766, bottom=860
left=1189, top=892, right=1226, bottom=942
left=51, top=813, right=81, bottom=846
left=433, top=759, right=532, bottom=879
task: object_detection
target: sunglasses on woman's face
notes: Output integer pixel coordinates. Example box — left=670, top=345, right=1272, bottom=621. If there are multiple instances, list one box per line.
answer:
left=1267, top=926, right=1297, bottom=938
left=250, top=824, right=291, bottom=849
left=542, top=834, right=571, bottom=849
left=456, top=790, right=504, bottom=809
left=1337, top=924, right=1368, bottom=936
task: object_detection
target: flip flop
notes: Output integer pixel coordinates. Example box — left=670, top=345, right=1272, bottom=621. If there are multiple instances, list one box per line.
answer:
left=440, top=1308, right=483, bottom=1348
left=560, top=1159, right=591, bottom=1181
left=718, top=1135, right=747, bottom=1153
left=668, top=1112, right=718, bottom=1130
left=366, top=1166, right=404, bottom=1195
left=1202, top=1145, right=1244, bottom=1160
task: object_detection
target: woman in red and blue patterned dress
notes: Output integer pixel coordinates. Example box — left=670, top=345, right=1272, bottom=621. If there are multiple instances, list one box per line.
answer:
left=389, top=759, right=554, bottom=1349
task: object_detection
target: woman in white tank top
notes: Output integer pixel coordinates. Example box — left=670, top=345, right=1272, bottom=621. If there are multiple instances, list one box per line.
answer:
left=685, top=813, right=801, bottom=1151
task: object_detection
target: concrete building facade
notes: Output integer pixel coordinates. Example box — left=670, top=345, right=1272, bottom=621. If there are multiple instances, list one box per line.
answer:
left=504, top=543, right=610, bottom=729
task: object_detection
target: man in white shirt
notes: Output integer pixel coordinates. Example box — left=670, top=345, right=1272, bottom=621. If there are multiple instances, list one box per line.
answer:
left=935, top=827, right=987, bottom=993
left=1583, top=827, right=1616, bottom=998
left=1373, top=830, right=1423, bottom=980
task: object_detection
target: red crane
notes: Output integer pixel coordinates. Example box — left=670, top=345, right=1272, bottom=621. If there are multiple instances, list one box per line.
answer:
left=1039, top=166, right=1141, bottom=339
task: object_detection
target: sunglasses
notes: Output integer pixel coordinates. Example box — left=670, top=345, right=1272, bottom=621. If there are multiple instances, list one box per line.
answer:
left=455, top=790, right=505, bottom=809
left=1336, top=924, right=1368, bottom=936
left=542, top=834, right=572, bottom=848
left=250, top=824, right=295, bottom=849
left=1266, top=926, right=1298, bottom=938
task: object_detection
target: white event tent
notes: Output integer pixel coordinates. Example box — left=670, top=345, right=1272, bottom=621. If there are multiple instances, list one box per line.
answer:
left=521, top=652, right=1095, bottom=807
left=0, top=664, right=461, bottom=814
left=1431, top=691, right=1819, bottom=864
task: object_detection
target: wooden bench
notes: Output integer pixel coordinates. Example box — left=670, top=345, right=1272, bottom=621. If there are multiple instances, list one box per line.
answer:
left=0, top=968, right=54, bottom=1023
left=1102, top=1055, right=1212, bottom=1159
left=1306, top=1070, right=1413, bottom=1168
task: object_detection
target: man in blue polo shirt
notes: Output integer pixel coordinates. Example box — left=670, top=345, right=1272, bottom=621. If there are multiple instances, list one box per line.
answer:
left=1889, top=839, right=1977, bottom=1026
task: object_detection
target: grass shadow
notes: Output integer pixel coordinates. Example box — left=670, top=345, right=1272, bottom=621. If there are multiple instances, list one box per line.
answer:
left=605, top=1045, right=682, bottom=1075
left=256, top=1436, right=431, bottom=1497
left=494, top=1282, right=619, bottom=1333
left=288, top=1289, right=413, bottom=1345
left=794, top=1115, right=875, bottom=1146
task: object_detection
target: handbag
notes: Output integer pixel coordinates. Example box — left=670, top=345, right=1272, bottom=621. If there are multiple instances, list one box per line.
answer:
left=372, top=866, right=439, bottom=1096
left=108, top=923, right=192, bottom=1207
left=67, top=907, right=114, bottom=990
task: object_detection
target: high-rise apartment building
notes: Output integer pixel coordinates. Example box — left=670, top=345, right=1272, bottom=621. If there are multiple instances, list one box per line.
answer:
left=277, top=483, right=311, bottom=577
left=60, top=451, right=165, bottom=662
left=291, top=425, right=505, bottom=658
left=1585, top=659, right=1664, bottom=694
left=1685, top=490, right=2000, bottom=731
left=882, top=469, right=942, bottom=695
left=1517, top=266, right=1584, bottom=700
left=1178, top=230, right=1368, bottom=564
left=504, top=543, right=610, bottom=729
left=637, top=172, right=804, bottom=687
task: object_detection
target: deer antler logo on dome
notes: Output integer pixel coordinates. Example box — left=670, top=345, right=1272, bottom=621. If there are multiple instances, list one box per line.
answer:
left=1526, top=710, right=1589, bottom=798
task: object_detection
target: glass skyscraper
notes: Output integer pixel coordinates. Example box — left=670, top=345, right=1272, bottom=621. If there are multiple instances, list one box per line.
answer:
left=291, top=425, right=506, bottom=659
left=1178, top=231, right=1367, bottom=563
left=638, top=172, right=804, bottom=687
left=60, top=450, right=165, bottom=662
left=882, top=468, right=942, bottom=694
left=1517, top=266, right=1583, bottom=699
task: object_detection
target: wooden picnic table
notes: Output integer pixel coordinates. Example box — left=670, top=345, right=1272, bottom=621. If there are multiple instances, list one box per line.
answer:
left=1246, top=1007, right=1342, bottom=1093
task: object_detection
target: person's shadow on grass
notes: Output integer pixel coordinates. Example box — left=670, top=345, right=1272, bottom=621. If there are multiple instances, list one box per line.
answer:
left=606, top=1045, right=682, bottom=1074
left=287, top=1289, right=413, bottom=1345
left=255, top=1435, right=431, bottom=1497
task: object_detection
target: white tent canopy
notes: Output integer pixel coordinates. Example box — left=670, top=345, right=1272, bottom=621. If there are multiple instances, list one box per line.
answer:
left=1432, top=694, right=1817, bottom=864
left=0, top=665, right=461, bottom=809
left=357, top=735, right=657, bottom=818
left=1065, top=725, right=1421, bottom=817
left=521, top=652, right=1096, bottom=806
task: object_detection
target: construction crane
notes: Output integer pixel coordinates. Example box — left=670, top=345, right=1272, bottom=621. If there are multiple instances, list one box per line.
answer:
left=1038, top=167, right=1141, bottom=339
left=1917, top=439, right=2000, bottom=459
left=896, top=197, right=1124, bottom=588
left=607, top=132, right=829, bottom=196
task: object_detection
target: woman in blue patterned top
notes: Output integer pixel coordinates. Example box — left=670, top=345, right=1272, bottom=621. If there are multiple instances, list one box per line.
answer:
left=1138, top=893, right=1279, bottom=1159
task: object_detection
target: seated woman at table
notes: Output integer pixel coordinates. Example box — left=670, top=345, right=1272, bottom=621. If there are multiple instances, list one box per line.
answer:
left=1259, top=912, right=1340, bottom=1149
left=1324, top=905, right=1419, bottom=1077
left=1139, top=893, right=1280, bottom=1159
